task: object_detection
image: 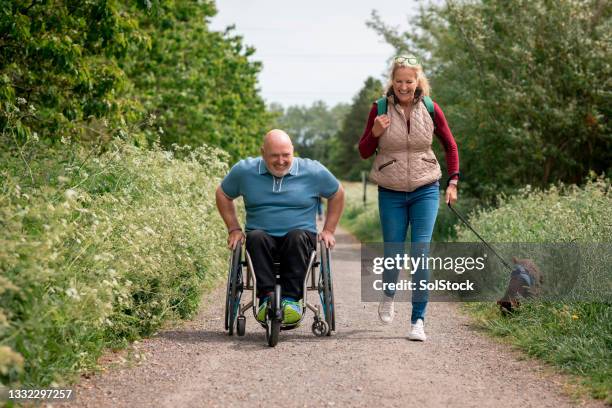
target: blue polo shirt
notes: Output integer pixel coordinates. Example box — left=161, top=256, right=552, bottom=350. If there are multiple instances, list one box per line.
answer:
left=221, top=157, right=340, bottom=236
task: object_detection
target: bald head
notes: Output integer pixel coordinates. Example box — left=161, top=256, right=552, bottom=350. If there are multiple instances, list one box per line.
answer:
left=261, top=129, right=294, bottom=177
left=263, top=129, right=293, bottom=151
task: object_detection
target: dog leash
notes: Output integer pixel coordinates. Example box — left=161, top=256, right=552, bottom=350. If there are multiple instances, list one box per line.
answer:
left=447, top=203, right=514, bottom=272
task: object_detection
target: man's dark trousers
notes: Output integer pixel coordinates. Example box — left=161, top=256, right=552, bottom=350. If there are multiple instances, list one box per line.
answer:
left=246, top=229, right=317, bottom=300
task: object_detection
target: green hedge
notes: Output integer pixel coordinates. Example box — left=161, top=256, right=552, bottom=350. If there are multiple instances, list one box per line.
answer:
left=0, top=139, right=229, bottom=388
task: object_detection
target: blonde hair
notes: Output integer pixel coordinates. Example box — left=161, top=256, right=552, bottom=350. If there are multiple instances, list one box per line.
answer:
left=385, top=55, right=431, bottom=101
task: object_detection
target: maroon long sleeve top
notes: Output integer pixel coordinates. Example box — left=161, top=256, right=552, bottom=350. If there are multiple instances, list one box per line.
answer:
left=358, top=102, right=460, bottom=181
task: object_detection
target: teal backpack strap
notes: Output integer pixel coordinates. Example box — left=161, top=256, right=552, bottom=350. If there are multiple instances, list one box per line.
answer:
left=376, top=97, right=387, bottom=116
left=422, top=96, right=435, bottom=126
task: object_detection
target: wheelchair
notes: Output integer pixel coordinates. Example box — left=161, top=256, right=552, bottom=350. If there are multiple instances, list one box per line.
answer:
left=224, top=237, right=335, bottom=347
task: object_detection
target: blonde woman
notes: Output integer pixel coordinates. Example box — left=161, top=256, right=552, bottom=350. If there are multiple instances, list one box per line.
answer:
left=359, top=55, right=460, bottom=341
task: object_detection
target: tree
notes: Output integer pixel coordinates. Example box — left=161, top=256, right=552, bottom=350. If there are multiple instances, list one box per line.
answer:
left=1, top=1, right=272, bottom=162
left=273, top=101, right=349, bottom=164
left=122, top=1, right=272, bottom=159
left=329, top=77, right=383, bottom=180
left=0, top=0, right=144, bottom=144
left=369, top=0, right=611, bottom=198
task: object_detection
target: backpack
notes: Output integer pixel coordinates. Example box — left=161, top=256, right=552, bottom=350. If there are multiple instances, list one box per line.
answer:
left=376, top=95, right=435, bottom=128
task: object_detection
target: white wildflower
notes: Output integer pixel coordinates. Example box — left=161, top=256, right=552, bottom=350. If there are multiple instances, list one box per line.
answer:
left=64, top=189, right=77, bottom=201
left=147, top=113, right=156, bottom=125
left=65, top=287, right=81, bottom=300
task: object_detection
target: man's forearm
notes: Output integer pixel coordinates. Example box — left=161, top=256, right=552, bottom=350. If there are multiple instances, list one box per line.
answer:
left=215, top=186, right=240, bottom=231
left=323, top=185, right=344, bottom=233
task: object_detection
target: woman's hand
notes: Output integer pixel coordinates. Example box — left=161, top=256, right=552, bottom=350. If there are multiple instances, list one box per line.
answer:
left=445, top=184, right=458, bottom=206
left=372, top=114, right=391, bottom=137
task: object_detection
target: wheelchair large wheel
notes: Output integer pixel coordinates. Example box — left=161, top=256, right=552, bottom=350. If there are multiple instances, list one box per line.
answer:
left=225, top=243, right=243, bottom=336
left=319, top=241, right=335, bottom=335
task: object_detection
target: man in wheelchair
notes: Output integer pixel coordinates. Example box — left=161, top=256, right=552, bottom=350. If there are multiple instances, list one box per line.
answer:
left=215, top=129, right=344, bottom=325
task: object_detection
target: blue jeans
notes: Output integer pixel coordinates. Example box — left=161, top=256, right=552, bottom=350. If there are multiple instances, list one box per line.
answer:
left=378, top=182, right=439, bottom=324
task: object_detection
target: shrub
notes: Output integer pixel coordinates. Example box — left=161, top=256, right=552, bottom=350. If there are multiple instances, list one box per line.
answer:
left=0, top=138, right=229, bottom=387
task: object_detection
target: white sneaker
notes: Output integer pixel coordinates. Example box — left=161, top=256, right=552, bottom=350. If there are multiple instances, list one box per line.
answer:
left=408, top=319, right=427, bottom=341
left=378, top=293, right=395, bottom=324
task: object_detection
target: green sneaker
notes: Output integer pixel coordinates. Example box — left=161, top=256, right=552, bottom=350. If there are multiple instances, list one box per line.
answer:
left=256, top=297, right=269, bottom=322
left=282, top=298, right=302, bottom=324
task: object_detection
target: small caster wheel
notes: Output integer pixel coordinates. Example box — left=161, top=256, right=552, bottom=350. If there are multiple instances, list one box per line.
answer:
left=237, top=315, right=246, bottom=336
left=312, top=320, right=329, bottom=337
left=266, top=318, right=280, bottom=347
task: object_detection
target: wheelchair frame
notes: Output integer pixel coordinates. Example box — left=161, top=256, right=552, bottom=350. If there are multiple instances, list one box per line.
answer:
left=224, top=238, right=335, bottom=347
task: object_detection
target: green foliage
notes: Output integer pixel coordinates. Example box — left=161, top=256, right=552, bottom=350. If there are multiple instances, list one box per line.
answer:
left=456, top=176, right=612, bottom=300
left=0, top=0, right=146, bottom=144
left=340, top=181, right=382, bottom=242
left=329, top=77, right=383, bottom=180
left=272, top=101, right=349, bottom=163
left=455, top=176, right=611, bottom=243
left=122, top=2, right=272, bottom=158
left=369, top=0, right=611, bottom=199
left=1, top=1, right=271, bottom=159
left=0, top=135, right=229, bottom=387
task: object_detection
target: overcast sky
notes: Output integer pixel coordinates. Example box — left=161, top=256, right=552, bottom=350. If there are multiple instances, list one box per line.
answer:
left=209, top=0, right=422, bottom=108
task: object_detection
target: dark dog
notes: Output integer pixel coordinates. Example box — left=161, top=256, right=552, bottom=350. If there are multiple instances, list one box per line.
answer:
left=497, top=257, right=543, bottom=314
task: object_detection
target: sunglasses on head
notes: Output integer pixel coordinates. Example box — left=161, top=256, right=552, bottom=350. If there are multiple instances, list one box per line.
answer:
left=394, top=55, right=420, bottom=66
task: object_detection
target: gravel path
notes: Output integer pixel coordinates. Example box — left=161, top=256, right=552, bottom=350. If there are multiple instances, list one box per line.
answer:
left=58, top=227, right=603, bottom=408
